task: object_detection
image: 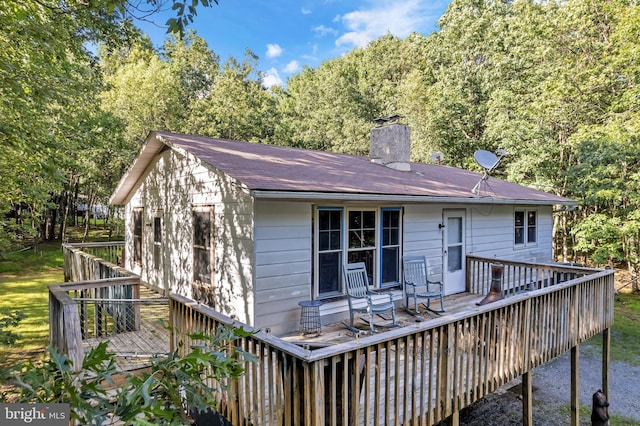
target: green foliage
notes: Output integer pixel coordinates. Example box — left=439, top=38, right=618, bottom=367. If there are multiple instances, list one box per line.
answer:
left=166, top=0, right=220, bottom=35
left=570, top=214, right=624, bottom=266
left=1, top=343, right=119, bottom=424
left=0, top=268, right=60, bottom=366
left=0, top=311, right=26, bottom=345
left=609, top=293, right=640, bottom=365
left=280, top=33, right=428, bottom=155
left=1, top=325, right=255, bottom=424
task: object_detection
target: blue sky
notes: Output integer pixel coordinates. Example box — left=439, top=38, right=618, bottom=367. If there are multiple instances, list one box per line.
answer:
left=135, top=1, right=450, bottom=88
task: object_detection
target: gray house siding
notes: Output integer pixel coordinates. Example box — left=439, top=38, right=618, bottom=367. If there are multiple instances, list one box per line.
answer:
left=467, top=204, right=554, bottom=263
left=253, top=200, right=312, bottom=335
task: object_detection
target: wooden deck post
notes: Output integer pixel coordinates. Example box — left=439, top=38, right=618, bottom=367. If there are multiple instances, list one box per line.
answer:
left=521, top=371, right=532, bottom=426
left=313, top=360, right=326, bottom=426
left=437, top=325, right=451, bottom=421
left=570, top=344, right=579, bottom=426
left=602, top=328, right=610, bottom=400
left=448, top=410, right=459, bottom=426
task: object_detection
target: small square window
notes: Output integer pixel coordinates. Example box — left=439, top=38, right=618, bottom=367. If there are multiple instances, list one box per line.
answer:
left=515, top=209, right=536, bottom=246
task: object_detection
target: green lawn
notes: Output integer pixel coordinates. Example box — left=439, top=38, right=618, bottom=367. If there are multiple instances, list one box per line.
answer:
left=587, top=292, right=640, bottom=366
left=0, top=242, right=64, bottom=366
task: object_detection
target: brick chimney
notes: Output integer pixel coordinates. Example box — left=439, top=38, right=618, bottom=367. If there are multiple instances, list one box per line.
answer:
left=370, top=116, right=411, bottom=171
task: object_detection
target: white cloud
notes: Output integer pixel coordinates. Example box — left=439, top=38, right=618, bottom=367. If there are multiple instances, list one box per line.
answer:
left=265, top=43, right=283, bottom=59
left=262, top=68, right=283, bottom=88
left=335, top=0, right=434, bottom=49
left=284, top=60, right=301, bottom=74
left=301, top=7, right=311, bottom=15
left=313, top=25, right=339, bottom=37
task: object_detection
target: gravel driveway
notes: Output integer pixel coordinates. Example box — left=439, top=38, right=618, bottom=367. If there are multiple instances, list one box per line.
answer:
left=451, top=341, right=640, bottom=425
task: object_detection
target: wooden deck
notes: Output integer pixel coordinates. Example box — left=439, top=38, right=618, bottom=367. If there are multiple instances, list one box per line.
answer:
left=79, top=292, right=481, bottom=372
left=82, top=316, right=170, bottom=371
left=169, top=262, right=614, bottom=426
left=55, top=244, right=615, bottom=426
left=282, top=292, right=484, bottom=348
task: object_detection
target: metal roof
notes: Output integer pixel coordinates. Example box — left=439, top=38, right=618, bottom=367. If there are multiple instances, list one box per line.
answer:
left=109, top=131, right=575, bottom=206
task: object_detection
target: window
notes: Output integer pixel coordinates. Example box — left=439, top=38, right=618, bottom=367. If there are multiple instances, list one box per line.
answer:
left=515, top=209, right=537, bottom=246
left=447, top=216, right=463, bottom=272
left=347, top=210, right=376, bottom=281
left=153, top=217, right=162, bottom=270
left=315, top=206, right=402, bottom=299
left=193, top=208, right=213, bottom=284
left=317, top=208, right=343, bottom=297
left=133, top=208, right=143, bottom=265
left=380, top=208, right=401, bottom=286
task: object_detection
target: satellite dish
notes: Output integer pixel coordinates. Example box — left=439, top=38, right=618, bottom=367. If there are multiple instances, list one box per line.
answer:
left=471, top=149, right=507, bottom=194
left=474, top=150, right=499, bottom=170
left=430, top=151, right=444, bottom=164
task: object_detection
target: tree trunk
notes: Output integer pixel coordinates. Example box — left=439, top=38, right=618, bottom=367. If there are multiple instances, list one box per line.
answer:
left=83, top=191, right=97, bottom=241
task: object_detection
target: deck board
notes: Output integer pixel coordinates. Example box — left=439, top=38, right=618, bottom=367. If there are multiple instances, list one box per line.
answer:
left=83, top=318, right=170, bottom=371
left=83, top=291, right=485, bottom=372
left=282, top=292, right=485, bottom=347
left=82, top=286, right=170, bottom=372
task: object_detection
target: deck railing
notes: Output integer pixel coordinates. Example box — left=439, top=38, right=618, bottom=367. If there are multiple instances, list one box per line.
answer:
left=63, top=242, right=127, bottom=282
left=169, top=260, right=614, bottom=426
left=466, top=255, right=597, bottom=296
left=52, top=243, right=142, bottom=369
left=49, top=277, right=142, bottom=369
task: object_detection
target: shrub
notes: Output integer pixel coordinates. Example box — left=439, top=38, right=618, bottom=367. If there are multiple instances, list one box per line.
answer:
left=1, top=324, right=256, bottom=425
left=0, top=311, right=26, bottom=345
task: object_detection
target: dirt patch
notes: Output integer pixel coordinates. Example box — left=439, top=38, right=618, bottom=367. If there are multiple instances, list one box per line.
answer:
left=450, top=345, right=640, bottom=425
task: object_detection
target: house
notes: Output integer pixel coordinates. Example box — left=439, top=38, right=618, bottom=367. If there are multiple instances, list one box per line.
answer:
left=109, top=122, right=575, bottom=335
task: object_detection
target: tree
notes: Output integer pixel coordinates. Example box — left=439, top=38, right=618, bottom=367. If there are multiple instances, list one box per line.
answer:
left=187, top=49, right=276, bottom=142
left=0, top=1, right=125, bottom=244
left=163, top=32, right=220, bottom=127
left=0, top=0, right=221, bottom=250
left=101, top=42, right=184, bottom=145
left=278, top=33, right=429, bottom=154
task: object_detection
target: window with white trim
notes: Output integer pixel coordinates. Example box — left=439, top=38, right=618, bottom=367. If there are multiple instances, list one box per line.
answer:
left=515, top=209, right=537, bottom=246
left=346, top=209, right=377, bottom=283
left=316, top=208, right=343, bottom=297
left=314, top=206, right=402, bottom=299
left=380, top=208, right=401, bottom=287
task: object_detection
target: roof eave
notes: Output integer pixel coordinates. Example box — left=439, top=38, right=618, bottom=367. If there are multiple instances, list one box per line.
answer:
left=109, top=132, right=165, bottom=205
left=250, top=190, right=577, bottom=206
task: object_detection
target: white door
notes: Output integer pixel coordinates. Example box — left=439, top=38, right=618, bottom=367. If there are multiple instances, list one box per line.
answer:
left=443, top=210, right=466, bottom=294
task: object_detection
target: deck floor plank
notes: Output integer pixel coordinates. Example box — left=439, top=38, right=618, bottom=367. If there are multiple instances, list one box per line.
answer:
left=83, top=291, right=486, bottom=373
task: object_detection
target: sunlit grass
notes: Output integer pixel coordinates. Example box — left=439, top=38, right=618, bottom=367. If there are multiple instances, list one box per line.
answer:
left=0, top=270, right=63, bottom=366
left=0, top=242, right=65, bottom=366
left=558, top=403, right=640, bottom=426
left=0, top=230, right=124, bottom=367
left=0, top=242, right=64, bottom=274
left=585, top=292, right=640, bottom=366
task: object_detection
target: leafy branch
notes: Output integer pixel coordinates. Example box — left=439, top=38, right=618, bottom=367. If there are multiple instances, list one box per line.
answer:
left=0, top=311, right=26, bottom=345
left=1, top=324, right=255, bottom=425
